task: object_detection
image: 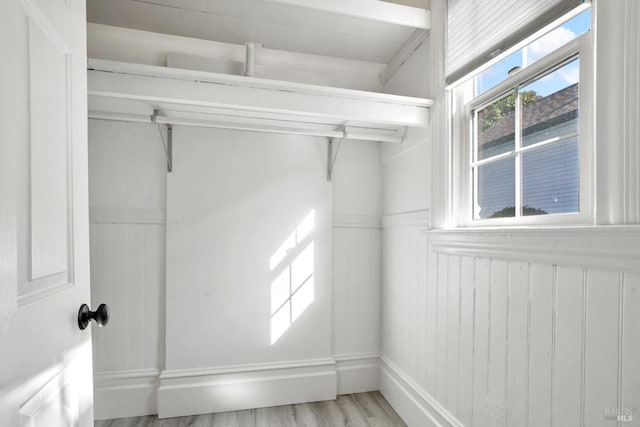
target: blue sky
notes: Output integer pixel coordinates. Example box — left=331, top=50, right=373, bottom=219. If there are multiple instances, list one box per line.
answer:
left=477, top=9, right=591, bottom=97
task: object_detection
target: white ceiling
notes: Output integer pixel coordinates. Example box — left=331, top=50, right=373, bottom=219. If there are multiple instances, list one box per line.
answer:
left=86, top=0, right=425, bottom=63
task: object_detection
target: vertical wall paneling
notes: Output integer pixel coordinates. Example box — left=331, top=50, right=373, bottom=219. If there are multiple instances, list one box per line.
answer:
left=144, top=224, right=166, bottom=369
left=128, top=225, right=145, bottom=369
left=332, top=228, right=347, bottom=354
left=505, top=262, right=529, bottom=427
left=622, top=273, right=640, bottom=421
left=446, top=255, right=461, bottom=414
left=385, top=230, right=640, bottom=427
left=417, top=233, right=429, bottom=389
left=584, top=270, right=621, bottom=427
left=91, top=223, right=115, bottom=371
left=425, top=245, right=438, bottom=392
left=332, top=220, right=384, bottom=395
left=436, top=253, right=449, bottom=401
left=553, top=267, right=584, bottom=426
left=332, top=226, right=382, bottom=357
left=90, top=220, right=166, bottom=374
left=458, top=256, right=475, bottom=426
left=487, top=260, right=508, bottom=426
left=409, top=228, right=420, bottom=381
left=378, top=1, right=640, bottom=425
left=528, top=264, right=554, bottom=427
left=112, top=224, right=130, bottom=370
left=472, top=258, right=490, bottom=427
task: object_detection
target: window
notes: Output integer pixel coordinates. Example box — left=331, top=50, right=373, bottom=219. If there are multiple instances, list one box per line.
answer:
left=454, top=10, right=592, bottom=226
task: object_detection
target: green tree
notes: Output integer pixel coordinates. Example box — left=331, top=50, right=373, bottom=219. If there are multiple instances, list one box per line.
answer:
left=479, top=90, right=541, bottom=132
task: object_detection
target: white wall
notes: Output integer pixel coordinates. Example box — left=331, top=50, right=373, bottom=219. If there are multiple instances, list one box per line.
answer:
left=331, top=141, right=384, bottom=394
left=88, top=121, right=383, bottom=418
left=88, top=120, right=167, bottom=419
left=379, top=1, right=640, bottom=427
left=165, top=127, right=333, bottom=369
left=87, top=23, right=386, bottom=92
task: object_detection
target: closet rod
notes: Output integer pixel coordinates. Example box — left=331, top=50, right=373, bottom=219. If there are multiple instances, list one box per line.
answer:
left=88, top=110, right=405, bottom=144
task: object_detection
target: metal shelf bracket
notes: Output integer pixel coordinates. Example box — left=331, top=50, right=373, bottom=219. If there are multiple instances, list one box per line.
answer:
left=151, top=109, right=173, bottom=172
left=327, top=135, right=343, bottom=182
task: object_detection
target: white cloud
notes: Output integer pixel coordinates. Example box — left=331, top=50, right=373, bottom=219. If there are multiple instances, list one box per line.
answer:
left=559, top=66, right=580, bottom=85
left=526, top=27, right=576, bottom=64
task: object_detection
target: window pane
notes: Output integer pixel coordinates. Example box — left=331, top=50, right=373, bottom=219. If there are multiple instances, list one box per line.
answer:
left=477, top=51, right=521, bottom=95
left=475, top=9, right=590, bottom=95
left=525, top=10, right=591, bottom=68
left=522, top=138, right=579, bottom=216
left=476, top=93, right=516, bottom=160
left=521, top=59, right=579, bottom=147
left=475, top=157, right=515, bottom=219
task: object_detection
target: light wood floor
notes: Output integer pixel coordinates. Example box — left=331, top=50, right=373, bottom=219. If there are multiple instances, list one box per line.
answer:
left=94, top=392, right=406, bottom=427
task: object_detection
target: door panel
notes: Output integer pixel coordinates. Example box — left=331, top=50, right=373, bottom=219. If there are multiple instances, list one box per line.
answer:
left=18, top=363, right=79, bottom=427
left=0, top=0, right=93, bottom=425
left=21, top=5, right=74, bottom=302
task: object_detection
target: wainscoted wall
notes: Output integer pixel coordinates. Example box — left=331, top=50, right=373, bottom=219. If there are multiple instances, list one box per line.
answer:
left=90, top=211, right=166, bottom=373
left=88, top=120, right=167, bottom=420
left=379, top=2, right=640, bottom=426
left=332, top=220, right=381, bottom=357
left=161, top=127, right=336, bottom=417
left=89, top=217, right=165, bottom=419
left=89, top=119, right=385, bottom=419
left=381, top=228, right=640, bottom=427
left=428, top=229, right=640, bottom=427
left=332, top=217, right=382, bottom=394
left=330, top=140, right=384, bottom=395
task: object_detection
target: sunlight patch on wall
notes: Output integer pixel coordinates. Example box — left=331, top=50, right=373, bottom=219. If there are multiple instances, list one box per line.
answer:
left=270, top=210, right=315, bottom=345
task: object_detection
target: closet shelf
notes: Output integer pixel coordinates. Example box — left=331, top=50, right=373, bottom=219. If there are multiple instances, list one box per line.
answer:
left=87, top=59, right=433, bottom=143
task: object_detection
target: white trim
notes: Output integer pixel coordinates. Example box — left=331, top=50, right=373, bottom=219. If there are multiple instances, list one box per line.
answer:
left=332, top=214, right=382, bottom=229
left=333, top=352, right=380, bottom=361
left=379, top=356, right=463, bottom=427
left=334, top=353, right=380, bottom=395
left=92, top=357, right=384, bottom=420
left=457, top=33, right=592, bottom=228
left=157, top=359, right=337, bottom=418
left=17, top=278, right=72, bottom=307
left=89, top=208, right=166, bottom=224
left=19, top=363, right=78, bottom=427
left=427, top=226, right=640, bottom=272
left=264, top=0, right=431, bottom=30
left=382, top=209, right=431, bottom=229
left=87, top=61, right=431, bottom=141
left=94, top=368, right=162, bottom=381
left=381, top=29, right=430, bottom=85
left=93, top=369, right=160, bottom=421
left=88, top=59, right=433, bottom=109
left=88, top=59, right=432, bottom=144
left=159, top=358, right=335, bottom=380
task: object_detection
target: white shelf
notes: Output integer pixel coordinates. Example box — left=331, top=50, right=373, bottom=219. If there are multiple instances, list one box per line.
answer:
left=88, top=59, right=432, bottom=143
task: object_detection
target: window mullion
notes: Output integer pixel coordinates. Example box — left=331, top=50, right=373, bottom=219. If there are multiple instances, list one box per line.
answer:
left=514, top=87, right=522, bottom=217
left=471, top=110, right=478, bottom=219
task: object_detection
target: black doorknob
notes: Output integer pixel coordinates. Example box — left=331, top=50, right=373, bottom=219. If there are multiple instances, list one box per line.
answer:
left=78, top=303, right=110, bottom=330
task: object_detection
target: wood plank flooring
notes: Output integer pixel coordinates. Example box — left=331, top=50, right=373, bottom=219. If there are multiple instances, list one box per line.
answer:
left=94, top=392, right=406, bottom=427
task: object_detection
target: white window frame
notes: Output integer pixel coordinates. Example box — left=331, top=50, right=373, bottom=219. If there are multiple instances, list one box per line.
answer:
left=453, top=32, right=592, bottom=227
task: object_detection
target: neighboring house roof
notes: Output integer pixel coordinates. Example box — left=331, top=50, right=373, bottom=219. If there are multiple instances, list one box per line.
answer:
left=479, top=83, right=578, bottom=147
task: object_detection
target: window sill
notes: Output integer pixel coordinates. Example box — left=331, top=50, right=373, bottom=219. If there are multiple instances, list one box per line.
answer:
left=423, top=225, right=640, bottom=271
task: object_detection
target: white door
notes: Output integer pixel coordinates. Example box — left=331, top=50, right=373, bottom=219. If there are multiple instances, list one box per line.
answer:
left=0, top=0, right=94, bottom=425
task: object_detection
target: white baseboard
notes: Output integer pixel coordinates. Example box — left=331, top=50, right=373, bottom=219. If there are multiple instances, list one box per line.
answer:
left=334, top=353, right=380, bottom=395
left=157, top=358, right=338, bottom=419
left=93, top=369, right=160, bottom=421
left=93, top=355, right=450, bottom=425
left=379, top=357, right=462, bottom=427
